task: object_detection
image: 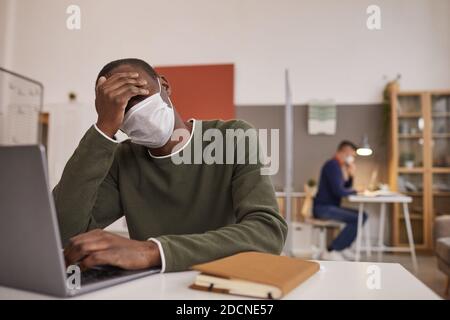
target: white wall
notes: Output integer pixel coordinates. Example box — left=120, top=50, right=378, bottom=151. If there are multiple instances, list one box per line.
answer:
left=0, top=1, right=8, bottom=66
left=1, top=0, right=446, bottom=243
left=0, top=0, right=14, bottom=139
left=0, top=0, right=13, bottom=67
left=2, top=0, right=450, bottom=110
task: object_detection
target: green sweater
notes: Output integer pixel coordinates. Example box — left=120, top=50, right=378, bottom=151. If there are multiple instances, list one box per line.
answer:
left=53, top=119, right=287, bottom=272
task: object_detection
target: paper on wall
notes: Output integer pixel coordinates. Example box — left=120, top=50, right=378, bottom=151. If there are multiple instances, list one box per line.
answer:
left=308, top=100, right=336, bottom=135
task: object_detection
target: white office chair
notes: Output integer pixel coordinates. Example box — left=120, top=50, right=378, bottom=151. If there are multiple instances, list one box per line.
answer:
left=306, top=218, right=343, bottom=259
left=301, top=186, right=370, bottom=260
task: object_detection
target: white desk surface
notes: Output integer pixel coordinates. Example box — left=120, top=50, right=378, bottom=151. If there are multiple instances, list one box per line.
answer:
left=275, top=191, right=305, bottom=198
left=348, top=194, right=412, bottom=203
left=0, top=261, right=440, bottom=300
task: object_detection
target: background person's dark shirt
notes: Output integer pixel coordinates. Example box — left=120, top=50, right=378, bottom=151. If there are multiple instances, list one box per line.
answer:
left=314, top=158, right=356, bottom=207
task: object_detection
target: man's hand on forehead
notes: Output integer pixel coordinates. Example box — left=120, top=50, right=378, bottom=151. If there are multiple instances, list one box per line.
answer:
left=95, top=72, right=150, bottom=139
left=97, top=72, right=148, bottom=91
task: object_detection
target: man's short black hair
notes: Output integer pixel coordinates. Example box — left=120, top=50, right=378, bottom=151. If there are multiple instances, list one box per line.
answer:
left=337, top=140, right=358, bottom=151
left=96, top=58, right=158, bottom=83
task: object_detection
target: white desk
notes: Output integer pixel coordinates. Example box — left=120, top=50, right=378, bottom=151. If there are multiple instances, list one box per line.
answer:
left=348, top=194, right=418, bottom=272
left=0, top=261, right=439, bottom=300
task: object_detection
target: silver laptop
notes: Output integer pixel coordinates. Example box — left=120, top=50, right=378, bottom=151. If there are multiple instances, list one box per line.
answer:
left=0, top=145, right=160, bottom=297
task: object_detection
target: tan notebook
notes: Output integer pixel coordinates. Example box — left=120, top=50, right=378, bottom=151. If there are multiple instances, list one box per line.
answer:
left=190, top=252, right=320, bottom=299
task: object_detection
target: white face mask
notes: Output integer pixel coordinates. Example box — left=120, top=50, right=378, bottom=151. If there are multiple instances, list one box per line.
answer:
left=345, top=155, right=355, bottom=165
left=121, top=78, right=175, bottom=148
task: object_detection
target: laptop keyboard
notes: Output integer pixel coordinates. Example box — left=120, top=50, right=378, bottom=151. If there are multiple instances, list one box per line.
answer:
left=80, top=265, right=142, bottom=286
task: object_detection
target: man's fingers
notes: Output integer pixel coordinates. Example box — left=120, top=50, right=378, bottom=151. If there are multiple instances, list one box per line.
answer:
left=107, top=85, right=149, bottom=108
left=99, top=72, right=139, bottom=89
left=64, top=229, right=107, bottom=264
left=79, top=250, right=117, bottom=269
left=65, top=239, right=110, bottom=266
left=95, top=76, right=107, bottom=93
left=97, top=76, right=107, bottom=86
left=103, top=77, right=148, bottom=93
left=106, top=72, right=139, bottom=82
left=67, top=229, right=104, bottom=246
left=112, top=84, right=149, bottom=98
left=96, top=72, right=139, bottom=92
left=100, top=72, right=140, bottom=85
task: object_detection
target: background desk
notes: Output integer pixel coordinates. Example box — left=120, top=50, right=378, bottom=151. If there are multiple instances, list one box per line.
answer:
left=348, top=194, right=418, bottom=272
left=0, top=261, right=439, bottom=300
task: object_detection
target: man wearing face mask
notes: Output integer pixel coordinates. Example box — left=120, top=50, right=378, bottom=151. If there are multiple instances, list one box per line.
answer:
left=313, top=141, right=368, bottom=261
left=53, top=58, right=287, bottom=272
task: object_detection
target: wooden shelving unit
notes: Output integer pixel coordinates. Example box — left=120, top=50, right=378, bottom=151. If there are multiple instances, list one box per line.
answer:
left=389, top=88, right=450, bottom=250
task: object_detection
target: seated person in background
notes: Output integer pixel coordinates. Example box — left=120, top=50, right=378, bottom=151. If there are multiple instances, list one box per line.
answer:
left=53, top=58, right=287, bottom=272
left=313, top=141, right=367, bottom=261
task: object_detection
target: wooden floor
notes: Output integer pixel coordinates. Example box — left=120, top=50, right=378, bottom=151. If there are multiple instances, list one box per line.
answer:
left=359, top=252, right=449, bottom=299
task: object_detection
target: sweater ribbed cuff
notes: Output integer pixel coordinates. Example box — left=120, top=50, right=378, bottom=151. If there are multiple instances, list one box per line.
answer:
left=148, top=238, right=166, bottom=273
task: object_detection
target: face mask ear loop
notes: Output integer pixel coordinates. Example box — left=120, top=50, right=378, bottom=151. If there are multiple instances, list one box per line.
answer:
left=157, top=77, right=162, bottom=93
left=158, top=77, right=174, bottom=109
left=167, top=97, right=174, bottom=109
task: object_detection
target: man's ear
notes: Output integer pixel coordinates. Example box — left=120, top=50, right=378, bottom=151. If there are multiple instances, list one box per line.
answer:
left=160, top=75, right=172, bottom=96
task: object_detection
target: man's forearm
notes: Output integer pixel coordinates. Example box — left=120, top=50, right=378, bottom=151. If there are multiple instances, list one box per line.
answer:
left=344, top=176, right=353, bottom=188
left=155, top=212, right=287, bottom=272
left=53, top=125, right=119, bottom=245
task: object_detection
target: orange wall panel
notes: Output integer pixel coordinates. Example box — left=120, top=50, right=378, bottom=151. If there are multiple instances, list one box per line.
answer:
left=155, top=64, right=234, bottom=121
